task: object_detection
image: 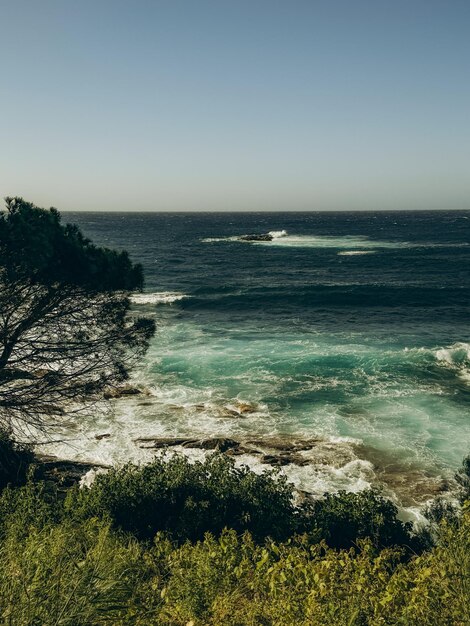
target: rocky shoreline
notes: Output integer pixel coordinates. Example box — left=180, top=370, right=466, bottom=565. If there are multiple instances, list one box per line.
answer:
left=33, top=455, right=110, bottom=490
left=34, top=433, right=454, bottom=507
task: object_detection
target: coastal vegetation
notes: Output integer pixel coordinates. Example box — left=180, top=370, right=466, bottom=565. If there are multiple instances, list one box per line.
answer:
left=0, top=199, right=468, bottom=624
left=0, top=454, right=468, bottom=625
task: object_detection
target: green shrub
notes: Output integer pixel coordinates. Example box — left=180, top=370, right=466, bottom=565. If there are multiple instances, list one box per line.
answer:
left=66, top=454, right=419, bottom=551
left=0, top=431, right=34, bottom=492
left=305, top=490, right=419, bottom=551
left=66, top=454, right=300, bottom=542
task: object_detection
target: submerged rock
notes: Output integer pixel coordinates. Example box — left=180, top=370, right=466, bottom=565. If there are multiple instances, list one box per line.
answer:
left=261, top=453, right=311, bottom=467
left=222, top=401, right=259, bottom=418
left=95, top=433, right=111, bottom=441
left=239, top=233, right=273, bottom=242
left=104, top=384, right=151, bottom=399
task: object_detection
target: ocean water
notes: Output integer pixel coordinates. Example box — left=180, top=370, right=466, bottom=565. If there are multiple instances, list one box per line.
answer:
left=49, top=211, right=470, bottom=513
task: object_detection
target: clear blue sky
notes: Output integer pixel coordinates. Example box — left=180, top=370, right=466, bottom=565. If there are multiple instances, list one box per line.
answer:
left=1, top=0, right=469, bottom=211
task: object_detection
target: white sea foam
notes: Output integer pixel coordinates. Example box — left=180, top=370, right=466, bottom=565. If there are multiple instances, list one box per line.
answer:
left=203, top=232, right=469, bottom=250
left=338, top=250, right=376, bottom=256
left=434, top=342, right=470, bottom=384
left=34, top=332, right=469, bottom=510
left=131, top=292, right=188, bottom=305
left=268, top=230, right=288, bottom=239
left=435, top=342, right=470, bottom=367
left=80, top=468, right=108, bottom=488
left=264, top=234, right=397, bottom=249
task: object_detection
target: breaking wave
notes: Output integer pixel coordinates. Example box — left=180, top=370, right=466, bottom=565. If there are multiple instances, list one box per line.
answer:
left=435, top=342, right=470, bottom=367
left=434, top=342, right=470, bottom=383
left=338, top=250, right=376, bottom=256
left=268, top=230, right=288, bottom=239
left=203, top=231, right=470, bottom=249
left=131, top=292, right=188, bottom=305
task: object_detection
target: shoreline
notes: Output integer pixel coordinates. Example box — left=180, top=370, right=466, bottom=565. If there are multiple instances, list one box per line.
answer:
left=35, top=431, right=458, bottom=526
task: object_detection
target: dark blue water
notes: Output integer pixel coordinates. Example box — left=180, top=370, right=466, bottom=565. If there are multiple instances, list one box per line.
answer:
left=61, top=211, right=470, bottom=508
left=68, top=211, right=470, bottom=329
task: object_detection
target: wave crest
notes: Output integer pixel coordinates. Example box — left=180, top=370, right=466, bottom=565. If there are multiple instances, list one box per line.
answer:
left=131, top=292, right=188, bottom=305
left=435, top=342, right=470, bottom=367
left=268, top=230, right=288, bottom=239
left=434, top=342, right=470, bottom=384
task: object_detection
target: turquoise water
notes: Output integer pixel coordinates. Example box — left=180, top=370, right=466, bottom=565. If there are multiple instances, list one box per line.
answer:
left=50, top=211, right=470, bottom=509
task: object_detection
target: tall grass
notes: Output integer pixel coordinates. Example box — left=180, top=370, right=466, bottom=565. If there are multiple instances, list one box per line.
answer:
left=0, top=510, right=468, bottom=625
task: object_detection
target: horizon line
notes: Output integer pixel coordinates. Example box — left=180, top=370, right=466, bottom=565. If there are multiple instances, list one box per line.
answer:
left=58, top=207, right=470, bottom=213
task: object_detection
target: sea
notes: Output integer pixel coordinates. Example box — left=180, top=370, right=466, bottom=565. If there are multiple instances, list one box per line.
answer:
left=47, top=211, right=470, bottom=519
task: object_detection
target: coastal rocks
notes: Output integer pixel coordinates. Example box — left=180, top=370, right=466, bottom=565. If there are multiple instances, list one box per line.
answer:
left=35, top=436, right=456, bottom=507
left=163, top=400, right=261, bottom=419
left=103, top=384, right=151, bottom=399
left=197, top=438, right=240, bottom=452
left=134, top=437, right=199, bottom=449
left=248, top=438, right=346, bottom=468
left=260, top=453, right=310, bottom=467
left=245, top=439, right=320, bottom=453
left=222, top=401, right=259, bottom=417
left=133, top=436, right=324, bottom=467
left=239, top=233, right=273, bottom=242
left=34, top=455, right=110, bottom=489
left=134, top=436, right=240, bottom=453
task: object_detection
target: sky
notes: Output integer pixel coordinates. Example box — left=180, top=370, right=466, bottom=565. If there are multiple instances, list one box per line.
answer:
left=0, top=0, right=469, bottom=212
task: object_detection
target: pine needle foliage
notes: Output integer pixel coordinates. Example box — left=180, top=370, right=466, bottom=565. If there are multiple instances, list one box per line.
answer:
left=0, top=198, right=155, bottom=433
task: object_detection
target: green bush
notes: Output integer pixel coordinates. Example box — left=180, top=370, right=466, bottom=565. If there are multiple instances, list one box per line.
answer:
left=0, top=431, right=34, bottom=492
left=65, top=454, right=419, bottom=550
left=66, top=454, right=300, bottom=542
left=306, top=490, right=419, bottom=551
left=150, top=531, right=403, bottom=626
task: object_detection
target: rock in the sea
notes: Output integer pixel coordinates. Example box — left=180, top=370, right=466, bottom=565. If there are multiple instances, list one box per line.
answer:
left=239, top=234, right=273, bottom=242
left=222, top=401, right=258, bottom=418
left=261, top=454, right=292, bottom=467
left=34, top=456, right=109, bottom=490
left=133, top=436, right=240, bottom=453
left=245, top=438, right=318, bottom=453
left=197, top=438, right=239, bottom=452
left=104, top=384, right=150, bottom=399
left=134, top=437, right=199, bottom=449
left=236, top=402, right=257, bottom=414
left=261, top=453, right=310, bottom=467
left=95, top=433, right=111, bottom=441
